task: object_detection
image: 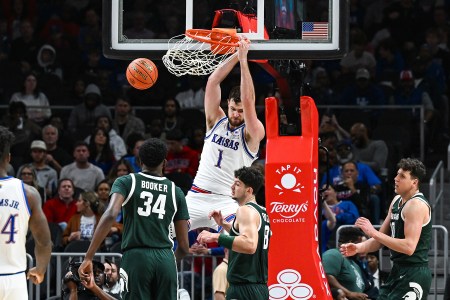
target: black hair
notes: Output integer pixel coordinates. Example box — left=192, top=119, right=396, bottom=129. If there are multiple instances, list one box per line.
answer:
left=165, top=128, right=184, bottom=141
left=162, top=98, right=181, bottom=115
left=139, top=138, right=167, bottom=168
left=228, top=86, right=241, bottom=104
left=338, top=226, right=365, bottom=244
left=21, top=71, right=41, bottom=98
left=0, top=126, right=14, bottom=162
left=8, top=101, right=27, bottom=116
left=73, top=140, right=89, bottom=150
left=234, top=166, right=264, bottom=195
left=397, top=158, right=426, bottom=183
left=88, top=127, right=114, bottom=163
left=341, top=160, right=358, bottom=170
left=125, top=132, right=145, bottom=153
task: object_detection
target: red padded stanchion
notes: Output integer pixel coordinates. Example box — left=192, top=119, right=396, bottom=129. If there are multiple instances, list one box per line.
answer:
left=265, top=96, right=331, bottom=300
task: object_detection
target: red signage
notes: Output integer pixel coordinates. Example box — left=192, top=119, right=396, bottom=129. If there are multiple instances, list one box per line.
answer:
left=265, top=96, right=331, bottom=300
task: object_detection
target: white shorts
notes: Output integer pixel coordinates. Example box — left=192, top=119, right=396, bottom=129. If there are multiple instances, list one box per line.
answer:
left=0, top=272, right=28, bottom=300
left=186, top=191, right=239, bottom=232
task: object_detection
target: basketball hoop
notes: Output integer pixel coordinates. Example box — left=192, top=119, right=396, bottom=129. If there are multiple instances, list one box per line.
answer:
left=162, top=28, right=239, bottom=76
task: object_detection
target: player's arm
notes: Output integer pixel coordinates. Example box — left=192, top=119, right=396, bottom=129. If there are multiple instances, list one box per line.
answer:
left=26, top=185, right=52, bottom=284
left=204, top=53, right=239, bottom=130
left=341, top=199, right=395, bottom=256
left=363, top=198, right=428, bottom=255
left=198, top=206, right=259, bottom=254
left=79, top=192, right=123, bottom=280
left=238, top=39, right=265, bottom=152
left=326, top=274, right=368, bottom=300
left=81, top=272, right=116, bottom=300
left=209, top=210, right=232, bottom=233
left=174, top=219, right=190, bottom=262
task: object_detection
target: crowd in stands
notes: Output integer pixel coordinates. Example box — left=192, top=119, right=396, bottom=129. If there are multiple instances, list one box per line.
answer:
left=1, top=0, right=449, bottom=299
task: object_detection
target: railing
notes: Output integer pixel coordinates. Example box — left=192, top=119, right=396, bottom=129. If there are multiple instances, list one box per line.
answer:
left=336, top=224, right=448, bottom=299
left=27, top=252, right=222, bottom=300
left=429, top=160, right=445, bottom=226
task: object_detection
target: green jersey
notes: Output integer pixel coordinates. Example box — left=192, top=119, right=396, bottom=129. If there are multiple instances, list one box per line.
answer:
left=389, top=192, right=432, bottom=265
left=227, top=202, right=270, bottom=284
left=111, top=172, right=189, bottom=252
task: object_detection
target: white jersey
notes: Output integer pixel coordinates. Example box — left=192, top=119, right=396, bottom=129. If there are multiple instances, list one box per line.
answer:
left=0, top=177, right=30, bottom=275
left=192, top=117, right=258, bottom=196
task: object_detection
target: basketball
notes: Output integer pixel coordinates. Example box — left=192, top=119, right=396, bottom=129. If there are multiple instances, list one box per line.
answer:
left=126, top=58, right=158, bottom=90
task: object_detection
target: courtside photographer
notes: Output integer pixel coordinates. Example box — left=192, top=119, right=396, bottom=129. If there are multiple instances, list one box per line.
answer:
left=62, top=259, right=107, bottom=300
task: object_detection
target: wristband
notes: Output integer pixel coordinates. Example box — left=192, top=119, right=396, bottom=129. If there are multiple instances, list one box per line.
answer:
left=218, top=234, right=235, bottom=249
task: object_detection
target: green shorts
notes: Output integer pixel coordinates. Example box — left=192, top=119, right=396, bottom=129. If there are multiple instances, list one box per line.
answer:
left=120, top=248, right=178, bottom=300
left=226, top=283, right=269, bottom=300
left=378, top=264, right=431, bottom=300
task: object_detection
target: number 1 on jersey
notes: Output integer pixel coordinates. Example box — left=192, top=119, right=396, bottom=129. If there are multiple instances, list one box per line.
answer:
left=215, top=149, right=224, bottom=168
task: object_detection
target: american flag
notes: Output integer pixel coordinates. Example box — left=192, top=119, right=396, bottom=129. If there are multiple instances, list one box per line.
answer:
left=302, top=22, right=329, bottom=40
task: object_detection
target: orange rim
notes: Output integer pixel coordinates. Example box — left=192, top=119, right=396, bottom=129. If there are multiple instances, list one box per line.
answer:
left=185, top=29, right=239, bottom=47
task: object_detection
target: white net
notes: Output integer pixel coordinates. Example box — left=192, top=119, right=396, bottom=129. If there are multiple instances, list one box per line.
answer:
left=162, top=32, right=238, bottom=77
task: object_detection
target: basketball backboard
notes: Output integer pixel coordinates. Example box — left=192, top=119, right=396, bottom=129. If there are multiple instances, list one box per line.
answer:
left=103, top=0, right=349, bottom=60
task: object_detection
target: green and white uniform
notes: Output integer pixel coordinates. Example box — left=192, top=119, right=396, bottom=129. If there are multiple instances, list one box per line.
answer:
left=111, top=172, right=189, bottom=300
left=226, top=202, right=270, bottom=300
left=379, top=192, right=432, bottom=300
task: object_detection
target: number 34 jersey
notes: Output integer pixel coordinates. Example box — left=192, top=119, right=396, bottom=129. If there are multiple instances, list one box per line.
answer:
left=111, top=173, right=189, bottom=251
left=193, top=117, right=258, bottom=196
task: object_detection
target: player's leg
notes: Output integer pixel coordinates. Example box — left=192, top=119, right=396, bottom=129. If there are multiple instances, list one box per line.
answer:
left=153, top=248, right=179, bottom=300
left=379, top=265, right=431, bottom=299
left=120, top=248, right=153, bottom=300
left=226, top=283, right=269, bottom=300
left=186, top=192, right=219, bottom=231
left=0, top=273, right=28, bottom=300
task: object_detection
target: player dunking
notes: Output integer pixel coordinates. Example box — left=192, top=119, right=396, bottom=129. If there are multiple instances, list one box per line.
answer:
left=0, top=126, right=52, bottom=299
left=187, top=38, right=265, bottom=231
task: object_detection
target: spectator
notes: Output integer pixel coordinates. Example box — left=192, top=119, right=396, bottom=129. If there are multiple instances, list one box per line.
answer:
left=340, top=29, right=376, bottom=77
left=48, top=114, right=75, bottom=154
left=188, top=126, right=206, bottom=159
left=319, top=112, right=350, bottom=141
left=22, top=140, right=58, bottom=199
left=62, top=260, right=107, bottom=300
left=213, top=248, right=229, bottom=300
left=1, top=101, right=41, bottom=170
left=321, top=185, right=360, bottom=253
left=366, top=252, right=389, bottom=290
left=123, top=133, right=144, bottom=172
left=78, top=8, right=102, bottom=53
left=123, top=11, right=155, bottom=39
left=16, top=163, right=45, bottom=204
left=375, top=38, right=405, bottom=84
left=161, top=98, right=187, bottom=136
left=85, top=116, right=127, bottom=161
left=42, top=124, right=73, bottom=174
left=334, top=161, right=382, bottom=225
left=340, top=68, right=386, bottom=107
left=10, top=71, right=52, bottom=125
left=62, top=191, right=101, bottom=247
left=43, top=178, right=78, bottom=231
left=60, top=141, right=105, bottom=192
left=35, top=44, right=64, bottom=103
left=87, top=127, right=116, bottom=175
left=9, top=19, right=40, bottom=67
left=322, top=227, right=371, bottom=299
left=165, top=128, right=199, bottom=179
left=103, top=261, right=121, bottom=299
left=350, top=122, right=388, bottom=174
left=67, top=83, right=112, bottom=141
left=112, top=96, right=145, bottom=142
left=107, top=158, right=134, bottom=186
left=175, top=75, right=206, bottom=109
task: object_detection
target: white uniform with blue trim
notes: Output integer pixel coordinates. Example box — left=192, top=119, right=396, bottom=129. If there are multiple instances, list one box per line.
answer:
left=186, top=117, right=258, bottom=231
left=0, top=177, right=31, bottom=299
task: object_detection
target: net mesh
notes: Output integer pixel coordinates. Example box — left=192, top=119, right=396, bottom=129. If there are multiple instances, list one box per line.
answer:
left=162, top=32, right=238, bottom=76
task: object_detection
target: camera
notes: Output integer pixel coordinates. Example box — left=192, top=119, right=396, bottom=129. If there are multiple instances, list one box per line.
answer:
left=62, top=259, right=105, bottom=296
